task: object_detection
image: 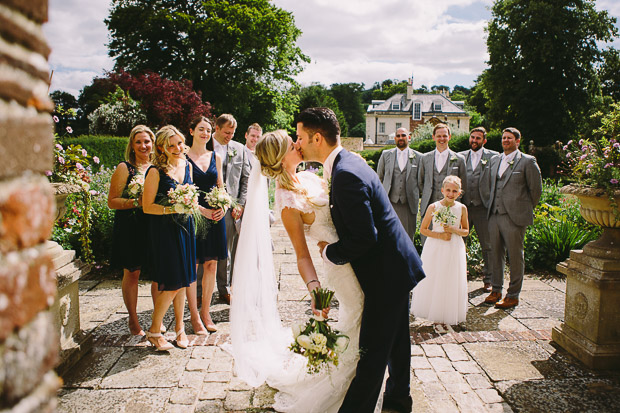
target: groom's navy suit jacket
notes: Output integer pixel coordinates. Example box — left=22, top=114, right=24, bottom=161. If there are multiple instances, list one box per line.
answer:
left=326, top=150, right=425, bottom=295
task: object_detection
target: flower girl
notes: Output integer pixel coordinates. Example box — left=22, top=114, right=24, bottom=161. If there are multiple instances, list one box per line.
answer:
left=412, top=175, right=469, bottom=325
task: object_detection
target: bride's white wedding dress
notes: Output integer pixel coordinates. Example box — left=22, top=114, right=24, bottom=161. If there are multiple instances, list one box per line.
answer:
left=228, top=163, right=367, bottom=413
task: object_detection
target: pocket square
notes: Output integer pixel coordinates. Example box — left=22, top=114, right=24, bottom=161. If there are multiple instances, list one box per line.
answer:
left=330, top=205, right=333, bottom=208
left=513, top=171, right=521, bottom=174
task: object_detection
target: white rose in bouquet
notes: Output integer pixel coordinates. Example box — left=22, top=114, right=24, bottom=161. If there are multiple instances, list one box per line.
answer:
left=296, top=335, right=312, bottom=349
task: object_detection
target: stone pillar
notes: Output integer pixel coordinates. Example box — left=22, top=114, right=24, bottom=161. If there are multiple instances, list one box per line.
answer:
left=0, top=0, right=62, bottom=411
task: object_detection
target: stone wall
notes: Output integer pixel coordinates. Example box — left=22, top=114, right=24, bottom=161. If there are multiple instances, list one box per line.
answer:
left=0, top=0, right=61, bottom=411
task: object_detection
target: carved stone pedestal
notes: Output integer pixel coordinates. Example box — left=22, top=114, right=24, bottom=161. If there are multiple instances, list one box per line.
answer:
left=552, top=228, right=620, bottom=369
left=47, top=240, right=93, bottom=376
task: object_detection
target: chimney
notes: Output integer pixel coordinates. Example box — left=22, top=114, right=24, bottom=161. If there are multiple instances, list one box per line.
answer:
left=406, top=77, right=413, bottom=101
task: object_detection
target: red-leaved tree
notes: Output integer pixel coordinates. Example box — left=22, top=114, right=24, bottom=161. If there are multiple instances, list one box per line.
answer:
left=108, top=71, right=211, bottom=132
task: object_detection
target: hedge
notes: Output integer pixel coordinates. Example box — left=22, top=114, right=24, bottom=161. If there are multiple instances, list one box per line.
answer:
left=60, top=135, right=129, bottom=171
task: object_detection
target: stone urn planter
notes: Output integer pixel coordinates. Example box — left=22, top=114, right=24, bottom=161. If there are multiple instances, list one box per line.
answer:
left=48, top=182, right=93, bottom=376
left=552, top=184, right=620, bottom=369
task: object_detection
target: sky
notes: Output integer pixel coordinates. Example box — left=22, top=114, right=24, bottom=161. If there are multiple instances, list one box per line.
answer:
left=43, top=0, right=620, bottom=98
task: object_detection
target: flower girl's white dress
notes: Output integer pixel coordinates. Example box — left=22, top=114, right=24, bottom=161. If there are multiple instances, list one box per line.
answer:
left=411, top=200, right=468, bottom=325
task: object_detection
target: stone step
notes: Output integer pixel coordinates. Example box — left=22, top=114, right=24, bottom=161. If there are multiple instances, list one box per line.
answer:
left=56, top=260, right=91, bottom=291
left=52, top=249, right=76, bottom=271
left=45, top=240, right=64, bottom=256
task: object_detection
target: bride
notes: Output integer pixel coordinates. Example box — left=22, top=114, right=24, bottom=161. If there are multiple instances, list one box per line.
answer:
left=228, top=130, right=373, bottom=412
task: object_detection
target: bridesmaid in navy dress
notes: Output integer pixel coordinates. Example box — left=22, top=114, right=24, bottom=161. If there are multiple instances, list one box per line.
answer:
left=107, top=125, right=158, bottom=336
left=143, top=125, right=197, bottom=351
left=186, top=116, right=227, bottom=333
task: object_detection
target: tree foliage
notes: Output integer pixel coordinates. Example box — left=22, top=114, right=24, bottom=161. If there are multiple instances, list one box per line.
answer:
left=297, top=84, right=348, bottom=136
left=105, top=0, right=308, bottom=134
left=599, top=47, right=620, bottom=102
left=329, top=83, right=365, bottom=129
left=484, top=0, right=618, bottom=145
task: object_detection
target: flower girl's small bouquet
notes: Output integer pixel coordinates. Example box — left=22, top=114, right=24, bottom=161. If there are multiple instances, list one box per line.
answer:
left=203, top=185, right=236, bottom=223
left=432, top=204, right=457, bottom=226
left=289, top=288, right=349, bottom=374
left=167, top=183, right=200, bottom=214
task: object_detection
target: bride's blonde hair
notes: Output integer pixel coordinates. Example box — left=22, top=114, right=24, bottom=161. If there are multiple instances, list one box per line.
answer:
left=256, top=130, right=308, bottom=197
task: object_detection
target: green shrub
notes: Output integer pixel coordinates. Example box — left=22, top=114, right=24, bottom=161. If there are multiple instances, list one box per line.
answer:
left=60, top=135, right=129, bottom=171
left=465, top=227, right=483, bottom=277
left=90, top=167, right=115, bottom=262
left=524, top=180, right=601, bottom=271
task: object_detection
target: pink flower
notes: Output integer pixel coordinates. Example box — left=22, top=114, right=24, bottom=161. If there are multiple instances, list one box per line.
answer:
left=53, top=116, right=59, bottom=123
left=611, top=179, right=619, bottom=184
left=567, top=140, right=573, bottom=145
left=93, top=156, right=100, bottom=164
left=580, top=154, right=587, bottom=160
left=89, top=190, right=98, bottom=196
left=45, top=170, right=52, bottom=176
left=614, top=143, right=620, bottom=149
left=58, top=156, right=65, bottom=164
left=82, top=149, right=87, bottom=157
left=75, top=162, right=84, bottom=171
left=55, top=144, right=63, bottom=150
left=66, top=126, right=73, bottom=134
left=605, top=163, right=612, bottom=168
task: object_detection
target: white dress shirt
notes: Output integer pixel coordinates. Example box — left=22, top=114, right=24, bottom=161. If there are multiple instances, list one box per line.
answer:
left=213, top=138, right=227, bottom=163
left=397, top=148, right=408, bottom=171
left=321, top=145, right=343, bottom=265
left=498, top=151, right=518, bottom=178
left=435, top=148, right=450, bottom=172
left=469, top=149, right=483, bottom=170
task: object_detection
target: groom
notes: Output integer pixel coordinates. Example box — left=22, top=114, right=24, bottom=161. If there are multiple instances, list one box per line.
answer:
left=296, top=108, right=425, bottom=413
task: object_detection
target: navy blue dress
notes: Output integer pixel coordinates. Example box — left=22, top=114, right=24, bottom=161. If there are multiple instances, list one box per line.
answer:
left=146, top=162, right=197, bottom=291
left=188, top=154, right=227, bottom=262
left=110, top=161, right=148, bottom=272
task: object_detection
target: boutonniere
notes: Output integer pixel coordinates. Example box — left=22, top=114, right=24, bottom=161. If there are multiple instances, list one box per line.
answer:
left=508, top=160, right=514, bottom=168
left=409, top=152, right=415, bottom=160
left=227, top=148, right=237, bottom=159
left=450, top=155, right=457, bottom=162
left=481, top=159, right=488, bottom=166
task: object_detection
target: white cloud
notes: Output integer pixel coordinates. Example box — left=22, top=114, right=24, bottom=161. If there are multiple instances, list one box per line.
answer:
left=41, top=0, right=618, bottom=96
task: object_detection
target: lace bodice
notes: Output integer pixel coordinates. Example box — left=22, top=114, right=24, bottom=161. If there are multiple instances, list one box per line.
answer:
left=430, top=200, right=463, bottom=233
left=274, top=171, right=339, bottom=244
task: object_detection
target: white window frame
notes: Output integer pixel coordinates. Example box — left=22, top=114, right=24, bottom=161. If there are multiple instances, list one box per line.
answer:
left=413, top=102, right=421, bottom=120
left=379, top=122, right=385, bottom=133
left=391, top=102, right=401, bottom=111
left=434, top=101, right=442, bottom=112
left=395, top=122, right=402, bottom=130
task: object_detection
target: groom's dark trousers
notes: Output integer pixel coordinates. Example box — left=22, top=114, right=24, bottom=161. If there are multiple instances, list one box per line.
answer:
left=325, top=150, right=425, bottom=413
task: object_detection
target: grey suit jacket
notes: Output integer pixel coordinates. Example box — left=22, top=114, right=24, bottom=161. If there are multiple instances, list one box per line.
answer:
left=480, top=150, right=542, bottom=226
left=376, top=147, right=422, bottom=216
left=223, top=140, right=251, bottom=206
left=458, top=147, right=499, bottom=206
left=418, top=149, right=467, bottom=217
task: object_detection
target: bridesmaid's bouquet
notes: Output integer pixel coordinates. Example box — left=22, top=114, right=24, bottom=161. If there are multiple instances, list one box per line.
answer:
left=289, top=288, right=349, bottom=374
left=127, top=174, right=145, bottom=197
left=433, top=204, right=457, bottom=226
left=204, top=185, right=235, bottom=210
left=167, top=183, right=200, bottom=214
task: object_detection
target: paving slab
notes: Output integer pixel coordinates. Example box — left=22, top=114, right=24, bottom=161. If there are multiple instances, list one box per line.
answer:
left=465, top=305, right=528, bottom=332
left=57, top=388, right=171, bottom=412
left=100, top=347, right=190, bottom=388
left=465, top=341, right=554, bottom=381
left=62, top=347, right=124, bottom=388
left=519, top=290, right=565, bottom=320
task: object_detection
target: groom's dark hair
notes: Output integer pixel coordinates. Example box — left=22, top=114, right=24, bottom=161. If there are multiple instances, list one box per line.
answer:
left=295, top=107, right=340, bottom=146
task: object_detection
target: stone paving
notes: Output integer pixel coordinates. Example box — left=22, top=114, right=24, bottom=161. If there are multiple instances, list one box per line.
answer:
left=57, top=222, right=620, bottom=412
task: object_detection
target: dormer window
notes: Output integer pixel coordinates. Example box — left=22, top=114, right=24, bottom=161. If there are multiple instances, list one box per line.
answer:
left=391, top=101, right=401, bottom=110
left=433, top=101, right=442, bottom=112
left=413, top=102, right=421, bottom=120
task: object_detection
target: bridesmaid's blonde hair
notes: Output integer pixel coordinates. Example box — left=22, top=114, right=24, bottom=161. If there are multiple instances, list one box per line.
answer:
left=154, top=125, right=187, bottom=173
left=256, top=130, right=308, bottom=197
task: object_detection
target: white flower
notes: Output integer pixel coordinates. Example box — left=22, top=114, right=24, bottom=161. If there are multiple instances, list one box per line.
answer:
left=297, top=335, right=312, bottom=349
left=481, top=159, right=488, bottom=165
left=312, top=314, right=325, bottom=322
left=173, top=203, right=185, bottom=214
left=409, top=152, right=415, bottom=160
left=291, top=324, right=303, bottom=339
left=227, top=148, right=237, bottom=159
left=450, top=155, right=457, bottom=162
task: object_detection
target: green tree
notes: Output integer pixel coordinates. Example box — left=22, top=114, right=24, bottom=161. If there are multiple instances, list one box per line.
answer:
left=371, top=79, right=408, bottom=100
left=484, top=0, right=617, bottom=145
left=329, top=83, right=365, bottom=130
left=600, top=47, right=620, bottom=101
left=297, top=84, right=348, bottom=136
left=105, top=0, right=308, bottom=135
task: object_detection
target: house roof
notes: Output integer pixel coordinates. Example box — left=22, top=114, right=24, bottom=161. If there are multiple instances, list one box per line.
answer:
left=367, top=93, right=467, bottom=115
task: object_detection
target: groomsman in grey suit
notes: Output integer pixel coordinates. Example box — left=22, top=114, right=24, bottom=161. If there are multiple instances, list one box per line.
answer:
left=458, top=127, right=498, bottom=292
left=377, top=127, right=422, bottom=242
left=213, top=114, right=251, bottom=304
left=418, top=123, right=467, bottom=240
left=481, top=127, right=542, bottom=309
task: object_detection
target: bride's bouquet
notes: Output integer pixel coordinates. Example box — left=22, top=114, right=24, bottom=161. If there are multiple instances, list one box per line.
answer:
left=432, top=204, right=457, bottom=226
left=167, top=183, right=200, bottom=214
left=289, top=288, right=349, bottom=374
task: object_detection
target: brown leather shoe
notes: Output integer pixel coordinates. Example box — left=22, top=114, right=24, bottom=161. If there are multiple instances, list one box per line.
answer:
left=484, top=291, right=502, bottom=304
left=483, top=283, right=492, bottom=292
left=495, top=297, right=519, bottom=309
left=220, top=293, right=231, bottom=305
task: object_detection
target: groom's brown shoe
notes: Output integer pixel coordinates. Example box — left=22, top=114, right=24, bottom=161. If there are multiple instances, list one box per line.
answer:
left=484, top=291, right=502, bottom=304
left=495, top=297, right=519, bottom=309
